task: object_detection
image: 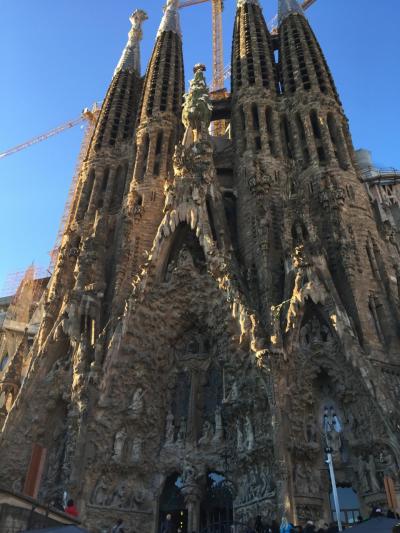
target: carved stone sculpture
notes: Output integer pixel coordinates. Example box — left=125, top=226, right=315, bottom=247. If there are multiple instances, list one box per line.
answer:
left=128, top=388, right=145, bottom=418
left=112, top=427, right=127, bottom=461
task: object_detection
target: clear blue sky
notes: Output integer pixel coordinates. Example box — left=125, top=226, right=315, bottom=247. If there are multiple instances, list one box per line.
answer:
left=0, top=0, right=399, bottom=296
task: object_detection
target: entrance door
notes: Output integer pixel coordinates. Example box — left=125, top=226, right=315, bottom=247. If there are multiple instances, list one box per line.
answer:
left=159, top=473, right=188, bottom=532
left=200, top=472, right=233, bottom=533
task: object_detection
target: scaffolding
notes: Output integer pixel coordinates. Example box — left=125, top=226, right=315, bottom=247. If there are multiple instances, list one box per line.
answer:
left=49, top=103, right=101, bottom=271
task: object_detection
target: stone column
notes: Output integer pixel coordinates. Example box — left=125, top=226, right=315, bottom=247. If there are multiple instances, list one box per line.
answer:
left=182, top=483, right=203, bottom=533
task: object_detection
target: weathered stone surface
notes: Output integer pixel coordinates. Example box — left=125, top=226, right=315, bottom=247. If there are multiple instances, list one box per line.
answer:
left=0, top=2, right=399, bottom=532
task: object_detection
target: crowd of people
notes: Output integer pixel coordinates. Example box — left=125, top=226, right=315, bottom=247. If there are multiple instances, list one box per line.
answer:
left=243, top=516, right=340, bottom=533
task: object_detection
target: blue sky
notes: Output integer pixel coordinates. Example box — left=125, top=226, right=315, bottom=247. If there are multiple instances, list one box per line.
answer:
left=0, top=0, right=399, bottom=295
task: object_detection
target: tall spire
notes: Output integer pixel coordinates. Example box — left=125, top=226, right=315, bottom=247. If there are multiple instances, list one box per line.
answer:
left=278, top=0, right=303, bottom=25
left=158, top=0, right=181, bottom=38
left=114, top=9, right=148, bottom=77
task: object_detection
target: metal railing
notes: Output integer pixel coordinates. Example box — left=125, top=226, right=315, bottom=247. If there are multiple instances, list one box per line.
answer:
left=200, top=520, right=248, bottom=533
left=359, top=165, right=400, bottom=185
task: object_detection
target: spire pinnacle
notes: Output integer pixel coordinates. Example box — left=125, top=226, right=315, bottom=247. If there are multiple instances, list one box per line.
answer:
left=236, top=0, right=261, bottom=7
left=114, top=9, right=148, bottom=77
left=157, top=0, right=181, bottom=38
left=278, top=0, right=304, bottom=25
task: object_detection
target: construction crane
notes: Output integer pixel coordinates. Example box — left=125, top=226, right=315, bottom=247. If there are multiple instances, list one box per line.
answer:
left=0, top=105, right=99, bottom=160
left=179, top=0, right=224, bottom=92
left=179, top=0, right=317, bottom=90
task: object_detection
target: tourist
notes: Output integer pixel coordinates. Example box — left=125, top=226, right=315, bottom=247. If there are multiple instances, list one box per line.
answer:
left=280, top=517, right=294, bottom=533
left=304, top=521, right=316, bottom=533
left=161, top=513, right=174, bottom=533
left=112, top=519, right=125, bottom=533
left=64, top=498, right=79, bottom=517
left=326, top=524, right=338, bottom=533
left=255, top=515, right=264, bottom=532
left=111, top=518, right=124, bottom=533
left=270, top=519, right=280, bottom=533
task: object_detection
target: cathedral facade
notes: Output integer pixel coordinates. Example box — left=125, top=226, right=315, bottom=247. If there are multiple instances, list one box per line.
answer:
left=1, top=0, right=399, bottom=531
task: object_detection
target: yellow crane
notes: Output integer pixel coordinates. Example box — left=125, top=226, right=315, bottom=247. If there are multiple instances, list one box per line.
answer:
left=0, top=106, right=99, bottom=160
left=0, top=1, right=318, bottom=157
left=180, top=0, right=318, bottom=92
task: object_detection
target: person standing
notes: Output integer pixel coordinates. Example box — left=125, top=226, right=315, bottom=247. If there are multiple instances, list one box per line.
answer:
left=64, top=499, right=79, bottom=517
left=161, top=513, right=174, bottom=533
left=280, top=517, right=294, bottom=533
left=304, top=521, right=316, bottom=533
left=111, top=518, right=124, bottom=533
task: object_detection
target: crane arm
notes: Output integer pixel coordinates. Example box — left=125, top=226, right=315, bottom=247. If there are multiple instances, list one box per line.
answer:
left=0, top=114, right=86, bottom=160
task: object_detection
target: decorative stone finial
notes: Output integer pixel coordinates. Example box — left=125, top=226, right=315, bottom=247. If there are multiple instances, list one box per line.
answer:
left=236, top=0, right=260, bottom=7
left=158, top=0, right=181, bottom=38
left=114, top=9, right=148, bottom=77
left=278, top=0, right=304, bottom=25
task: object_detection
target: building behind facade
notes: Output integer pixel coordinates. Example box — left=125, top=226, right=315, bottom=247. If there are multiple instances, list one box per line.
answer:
left=0, top=0, right=399, bottom=531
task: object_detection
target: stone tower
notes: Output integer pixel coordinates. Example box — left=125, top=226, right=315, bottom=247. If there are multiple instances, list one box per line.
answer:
left=0, top=1, right=399, bottom=532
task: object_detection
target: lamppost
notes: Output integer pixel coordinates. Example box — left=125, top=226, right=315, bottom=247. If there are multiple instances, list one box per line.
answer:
left=323, top=407, right=343, bottom=532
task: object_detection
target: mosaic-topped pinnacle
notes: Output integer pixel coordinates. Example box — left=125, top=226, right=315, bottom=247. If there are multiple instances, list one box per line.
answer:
left=278, top=0, right=304, bottom=25
left=157, top=0, right=181, bottom=39
left=236, top=0, right=261, bottom=8
left=114, top=9, right=148, bottom=77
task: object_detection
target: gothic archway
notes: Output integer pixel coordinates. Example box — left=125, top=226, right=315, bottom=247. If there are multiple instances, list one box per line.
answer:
left=200, top=472, right=234, bottom=532
left=159, top=473, right=188, bottom=532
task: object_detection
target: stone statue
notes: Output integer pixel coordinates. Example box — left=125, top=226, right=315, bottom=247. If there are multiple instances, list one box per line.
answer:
left=198, top=420, right=213, bottom=445
left=165, top=411, right=175, bottom=444
left=236, top=419, right=244, bottom=451
left=130, top=437, right=141, bottom=463
left=380, top=450, right=398, bottom=479
left=110, top=482, right=130, bottom=508
left=177, top=417, right=187, bottom=445
left=182, top=460, right=198, bottom=486
left=244, top=415, right=255, bottom=451
left=295, top=463, right=309, bottom=495
left=182, top=64, right=212, bottom=142
left=306, top=418, right=318, bottom=444
left=128, top=387, right=145, bottom=418
left=226, top=380, right=239, bottom=403
left=92, top=476, right=108, bottom=506
left=366, top=454, right=381, bottom=493
left=213, top=406, right=223, bottom=442
left=112, top=427, right=127, bottom=461
left=357, top=456, right=369, bottom=493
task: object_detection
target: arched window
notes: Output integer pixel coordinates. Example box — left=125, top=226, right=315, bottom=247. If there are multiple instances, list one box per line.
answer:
left=280, top=115, right=294, bottom=159
left=296, top=114, right=310, bottom=166
left=251, top=104, right=261, bottom=151
left=265, top=107, right=277, bottom=157
left=97, top=167, right=110, bottom=209
left=139, top=134, right=150, bottom=181
left=327, top=113, right=347, bottom=169
left=310, top=110, right=326, bottom=164
left=153, top=131, right=164, bottom=176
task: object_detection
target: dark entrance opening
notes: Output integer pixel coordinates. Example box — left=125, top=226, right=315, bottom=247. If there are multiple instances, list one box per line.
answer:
left=200, top=472, right=234, bottom=532
left=159, top=473, right=187, bottom=532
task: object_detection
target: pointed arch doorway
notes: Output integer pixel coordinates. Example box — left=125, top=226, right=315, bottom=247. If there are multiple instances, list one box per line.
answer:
left=200, top=472, right=234, bottom=532
left=159, top=473, right=188, bottom=532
